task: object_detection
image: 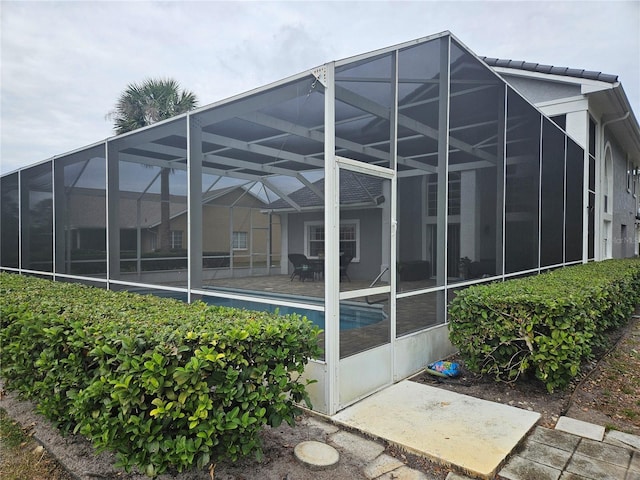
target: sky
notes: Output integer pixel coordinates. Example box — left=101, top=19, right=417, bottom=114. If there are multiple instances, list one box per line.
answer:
left=1, top=0, right=639, bottom=175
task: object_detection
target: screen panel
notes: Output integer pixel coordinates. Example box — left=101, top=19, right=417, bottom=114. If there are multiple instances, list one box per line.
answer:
left=21, top=162, right=53, bottom=272
left=1, top=173, right=20, bottom=268
left=540, top=119, right=565, bottom=267
left=565, top=138, right=584, bottom=262
left=505, top=88, right=541, bottom=273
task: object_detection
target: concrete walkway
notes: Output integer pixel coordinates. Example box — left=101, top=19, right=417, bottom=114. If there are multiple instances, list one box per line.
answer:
left=498, top=417, right=640, bottom=480
left=327, top=380, right=640, bottom=480
left=333, top=381, right=540, bottom=478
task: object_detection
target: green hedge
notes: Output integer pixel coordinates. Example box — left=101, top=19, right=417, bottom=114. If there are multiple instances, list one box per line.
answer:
left=0, top=273, right=321, bottom=477
left=448, top=259, right=640, bottom=393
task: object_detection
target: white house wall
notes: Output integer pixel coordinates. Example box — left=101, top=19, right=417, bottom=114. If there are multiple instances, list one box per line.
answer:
left=286, top=208, right=383, bottom=280
left=606, top=133, right=638, bottom=258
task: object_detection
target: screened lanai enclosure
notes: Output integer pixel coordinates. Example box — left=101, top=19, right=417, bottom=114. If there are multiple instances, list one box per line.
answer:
left=1, top=32, right=587, bottom=414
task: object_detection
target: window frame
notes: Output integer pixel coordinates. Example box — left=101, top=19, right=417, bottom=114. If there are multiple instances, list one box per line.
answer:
left=232, top=231, right=248, bottom=250
left=170, top=230, right=183, bottom=250
left=304, top=219, right=360, bottom=262
left=426, top=174, right=461, bottom=217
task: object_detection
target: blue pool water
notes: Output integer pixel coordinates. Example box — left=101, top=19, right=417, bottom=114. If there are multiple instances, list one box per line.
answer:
left=201, top=294, right=386, bottom=331
left=202, top=296, right=387, bottom=330
left=134, top=287, right=386, bottom=331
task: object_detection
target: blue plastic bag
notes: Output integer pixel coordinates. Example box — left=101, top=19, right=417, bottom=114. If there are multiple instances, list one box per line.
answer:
left=426, top=360, right=460, bottom=378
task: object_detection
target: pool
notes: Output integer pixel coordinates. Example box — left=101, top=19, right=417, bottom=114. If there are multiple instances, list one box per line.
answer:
left=201, top=291, right=387, bottom=331
left=129, top=287, right=387, bottom=331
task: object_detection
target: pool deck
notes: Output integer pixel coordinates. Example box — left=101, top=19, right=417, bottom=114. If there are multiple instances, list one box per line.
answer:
left=201, top=274, right=442, bottom=358
left=204, top=272, right=436, bottom=296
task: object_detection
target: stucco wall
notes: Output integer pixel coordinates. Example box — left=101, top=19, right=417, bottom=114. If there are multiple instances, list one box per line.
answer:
left=287, top=208, right=383, bottom=280
left=501, top=75, right=581, bottom=104
left=607, top=133, right=638, bottom=258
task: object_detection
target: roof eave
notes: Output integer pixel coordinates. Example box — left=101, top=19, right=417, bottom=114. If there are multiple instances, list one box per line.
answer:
left=491, top=65, right=640, bottom=160
left=491, top=65, right=615, bottom=93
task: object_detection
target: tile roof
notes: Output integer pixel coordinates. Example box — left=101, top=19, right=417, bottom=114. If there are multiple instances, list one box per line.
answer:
left=481, top=57, right=618, bottom=83
left=268, top=170, right=383, bottom=210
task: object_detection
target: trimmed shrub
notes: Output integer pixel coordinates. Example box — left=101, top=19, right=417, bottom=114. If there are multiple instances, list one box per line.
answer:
left=448, top=259, right=640, bottom=392
left=0, top=273, right=321, bottom=477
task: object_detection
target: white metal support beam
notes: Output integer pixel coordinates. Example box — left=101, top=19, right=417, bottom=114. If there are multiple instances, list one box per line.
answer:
left=202, top=152, right=324, bottom=200
left=260, top=178, right=303, bottom=211
left=118, top=153, right=187, bottom=171
left=389, top=51, right=399, bottom=379
left=106, top=141, right=120, bottom=282
left=437, top=36, right=450, bottom=293
left=335, top=155, right=395, bottom=179
left=201, top=132, right=324, bottom=169
left=239, top=111, right=398, bottom=168
left=324, top=62, right=339, bottom=416
left=335, top=84, right=497, bottom=164
left=188, top=115, right=203, bottom=297
left=202, top=156, right=303, bottom=211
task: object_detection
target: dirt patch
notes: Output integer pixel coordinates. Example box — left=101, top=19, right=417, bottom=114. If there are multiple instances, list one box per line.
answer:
left=410, top=310, right=640, bottom=436
left=0, top=387, right=450, bottom=480
left=0, top=408, right=74, bottom=480
left=0, top=392, right=358, bottom=480
left=565, top=313, right=640, bottom=435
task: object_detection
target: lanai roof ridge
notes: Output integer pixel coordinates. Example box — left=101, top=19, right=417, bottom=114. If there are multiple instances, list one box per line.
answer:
left=481, top=56, right=619, bottom=83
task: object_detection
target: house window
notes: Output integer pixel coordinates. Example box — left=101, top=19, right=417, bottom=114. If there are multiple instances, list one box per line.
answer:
left=427, top=181, right=438, bottom=217
left=170, top=230, right=183, bottom=249
left=426, top=174, right=461, bottom=217
left=308, top=224, right=325, bottom=257
left=305, top=220, right=360, bottom=261
left=448, top=173, right=461, bottom=216
left=339, top=223, right=358, bottom=259
left=232, top=231, right=248, bottom=250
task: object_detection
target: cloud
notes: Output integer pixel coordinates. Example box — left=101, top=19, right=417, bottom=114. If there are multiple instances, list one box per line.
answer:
left=1, top=0, right=638, bottom=174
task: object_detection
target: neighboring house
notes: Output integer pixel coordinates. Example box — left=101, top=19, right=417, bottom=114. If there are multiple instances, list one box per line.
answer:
left=64, top=184, right=280, bottom=277
left=482, top=57, right=640, bottom=259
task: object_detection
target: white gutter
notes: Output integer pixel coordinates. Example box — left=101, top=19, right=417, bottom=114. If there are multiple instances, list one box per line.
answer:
left=602, top=111, right=630, bottom=130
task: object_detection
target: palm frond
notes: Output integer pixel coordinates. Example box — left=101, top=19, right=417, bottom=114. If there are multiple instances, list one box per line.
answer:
left=109, top=78, right=198, bottom=135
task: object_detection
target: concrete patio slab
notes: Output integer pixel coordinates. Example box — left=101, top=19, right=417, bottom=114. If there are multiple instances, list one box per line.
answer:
left=332, top=380, right=540, bottom=479
left=604, top=429, right=640, bottom=451
left=498, top=455, right=561, bottom=480
left=518, top=438, right=572, bottom=470
left=555, top=416, right=605, bottom=441
left=526, top=426, right=581, bottom=452
left=565, top=451, right=629, bottom=480
left=575, top=438, right=633, bottom=468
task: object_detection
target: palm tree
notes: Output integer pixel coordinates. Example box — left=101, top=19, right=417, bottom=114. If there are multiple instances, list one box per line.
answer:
left=109, top=78, right=198, bottom=252
left=109, top=78, right=198, bottom=134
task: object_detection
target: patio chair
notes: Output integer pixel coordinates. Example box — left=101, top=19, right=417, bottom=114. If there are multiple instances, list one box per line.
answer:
left=288, top=253, right=316, bottom=282
left=339, top=254, right=353, bottom=282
